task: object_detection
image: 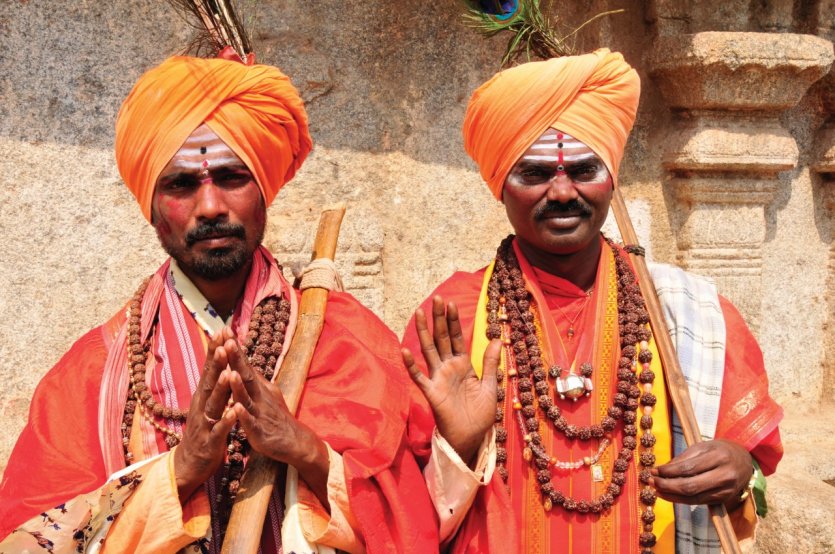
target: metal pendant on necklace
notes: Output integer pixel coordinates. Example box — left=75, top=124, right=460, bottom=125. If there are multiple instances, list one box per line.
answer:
left=555, top=362, right=594, bottom=401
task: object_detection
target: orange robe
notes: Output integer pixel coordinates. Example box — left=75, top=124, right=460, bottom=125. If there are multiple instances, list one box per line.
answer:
left=0, top=253, right=439, bottom=553
left=403, top=241, right=782, bottom=553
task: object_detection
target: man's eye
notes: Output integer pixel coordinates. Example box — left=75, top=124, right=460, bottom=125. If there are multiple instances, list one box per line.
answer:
left=161, top=177, right=194, bottom=191
left=520, top=169, right=550, bottom=181
left=571, top=165, right=600, bottom=181
left=215, top=172, right=253, bottom=186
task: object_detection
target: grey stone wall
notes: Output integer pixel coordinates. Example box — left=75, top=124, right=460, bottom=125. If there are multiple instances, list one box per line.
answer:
left=1, top=0, right=833, bottom=550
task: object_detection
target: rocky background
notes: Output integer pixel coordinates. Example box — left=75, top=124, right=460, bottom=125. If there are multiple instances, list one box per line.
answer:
left=1, top=0, right=834, bottom=549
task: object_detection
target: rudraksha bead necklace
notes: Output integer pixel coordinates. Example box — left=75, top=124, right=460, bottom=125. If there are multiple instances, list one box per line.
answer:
left=122, top=278, right=291, bottom=534
left=487, top=235, right=659, bottom=552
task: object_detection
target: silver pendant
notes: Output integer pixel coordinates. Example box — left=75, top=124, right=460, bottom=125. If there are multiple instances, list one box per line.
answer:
left=556, top=373, right=586, bottom=401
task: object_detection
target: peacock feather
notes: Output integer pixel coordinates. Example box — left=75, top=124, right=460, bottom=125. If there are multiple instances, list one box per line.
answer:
left=462, top=0, right=623, bottom=66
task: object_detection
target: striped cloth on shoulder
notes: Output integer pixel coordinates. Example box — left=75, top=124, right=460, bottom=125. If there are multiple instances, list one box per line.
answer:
left=649, top=263, right=726, bottom=553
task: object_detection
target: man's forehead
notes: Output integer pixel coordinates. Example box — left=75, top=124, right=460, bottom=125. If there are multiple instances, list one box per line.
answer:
left=161, top=124, right=246, bottom=174
left=517, top=129, right=598, bottom=163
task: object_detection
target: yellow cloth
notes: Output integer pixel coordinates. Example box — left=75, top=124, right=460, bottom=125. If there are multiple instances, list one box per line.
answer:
left=462, top=49, right=640, bottom=199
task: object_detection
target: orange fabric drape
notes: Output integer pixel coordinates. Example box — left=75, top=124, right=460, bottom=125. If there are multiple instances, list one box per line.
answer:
left=462, top=49, right=640, bottom=199
left=1, top=266, right=439, bottom=552
left=115, top=56, right=312, bottom=221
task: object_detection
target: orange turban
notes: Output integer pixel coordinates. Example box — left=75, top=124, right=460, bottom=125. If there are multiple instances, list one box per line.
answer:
left=115, top=56, right=312, bottom=221
left=463, top=49, right=640, bottom=199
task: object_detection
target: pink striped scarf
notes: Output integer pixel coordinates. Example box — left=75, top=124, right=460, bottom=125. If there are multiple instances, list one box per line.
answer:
left=97, top=246, right=298, bottom=550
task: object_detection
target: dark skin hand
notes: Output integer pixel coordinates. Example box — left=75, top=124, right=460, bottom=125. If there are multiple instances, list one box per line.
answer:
left=402, top=296, right=501, bottom=466
left=224, top=333, right=331, bottom=510
left=174, top=328, right=239, bottom=502
left=651, top=439, right=753, bottom=510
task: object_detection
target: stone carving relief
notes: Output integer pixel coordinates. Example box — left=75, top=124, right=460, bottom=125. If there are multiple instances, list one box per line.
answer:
left=264, top=208, right=385, bottom=316
left=649, top=32, right=833, bottom=330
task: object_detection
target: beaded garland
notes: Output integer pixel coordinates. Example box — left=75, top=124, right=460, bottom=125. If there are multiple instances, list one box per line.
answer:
left=122, top=278, right=292, bottom=534
left=487, top=235, right=659, bottom=552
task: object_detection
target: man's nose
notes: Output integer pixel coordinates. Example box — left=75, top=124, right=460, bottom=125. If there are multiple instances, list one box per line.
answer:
left=545, top=174, right=579, bottom=204
left=194, top=182, right=229, bottom=220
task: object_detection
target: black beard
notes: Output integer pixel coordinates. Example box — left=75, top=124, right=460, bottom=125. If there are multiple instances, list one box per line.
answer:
left=186, top=245, right=251, bottom=280
left=158, top=220, right=264, bottom=281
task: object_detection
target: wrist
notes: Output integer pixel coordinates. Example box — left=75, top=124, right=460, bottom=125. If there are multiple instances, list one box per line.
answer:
left=173, top=446, right=200, bottom=502
left=453, top=440, right=480, bottom=468
left=442, top=430, right=486, bottom=468
left=292, top=432, right=329, bottom=474
left=724, top=453, right=756, bottom=511
left=291, top=433, right=332, bottom=511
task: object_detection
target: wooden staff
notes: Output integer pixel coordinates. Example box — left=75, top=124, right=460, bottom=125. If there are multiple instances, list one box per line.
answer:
left=610, top=190, right=742, bottom=554
left=221, top=203, right=347, bottom=554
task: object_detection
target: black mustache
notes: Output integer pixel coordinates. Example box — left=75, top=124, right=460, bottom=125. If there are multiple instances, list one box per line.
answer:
left=534, top=200, right=593, bottom=220
left=185, top=222, right=246, bottom=247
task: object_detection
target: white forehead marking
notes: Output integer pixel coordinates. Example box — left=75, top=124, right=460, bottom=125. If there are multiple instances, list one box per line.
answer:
left=176, top=143, right=235, bottom=158
left=521, top=129, right=599, bottom=163
left=560, top=152, right=598, bottom=162
left=520, top=152, right=598, bottom=163
left=521, top=155, right=560, bottom=162
left=529, top=129, right=587, bottom=149
left=529, top=142, right=587, bottom=151
left=171, top=157, right=243, bottom=170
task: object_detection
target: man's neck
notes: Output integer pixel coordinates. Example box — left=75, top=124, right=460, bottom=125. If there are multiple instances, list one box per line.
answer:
left=515, top=235, right=602, bottom=292
left=179, top=260, right=252, bottom=320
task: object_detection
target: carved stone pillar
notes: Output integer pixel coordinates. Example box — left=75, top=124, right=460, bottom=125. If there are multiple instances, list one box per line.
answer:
left=649, top=32, right=833, bottom=330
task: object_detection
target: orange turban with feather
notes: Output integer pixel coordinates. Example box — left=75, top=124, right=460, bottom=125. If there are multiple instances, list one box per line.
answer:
left=463, top=48, right=640, bottom=199
left=115, top=56, right=312, bottom=221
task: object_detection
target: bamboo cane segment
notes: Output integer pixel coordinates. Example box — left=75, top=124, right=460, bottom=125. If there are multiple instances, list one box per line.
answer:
left=610, top=189, right=741, bottom=554
left=221, top=203, right=347, bottom=554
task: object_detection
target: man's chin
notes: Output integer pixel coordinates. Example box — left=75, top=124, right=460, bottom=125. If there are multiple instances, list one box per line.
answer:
left=180, top=249, right=251, bottom=281
left=533, top=229, right=600, bottom=256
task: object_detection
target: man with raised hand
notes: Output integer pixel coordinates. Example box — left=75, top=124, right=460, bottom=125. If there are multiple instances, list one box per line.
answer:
left=402, top=49, right=784, bottom=553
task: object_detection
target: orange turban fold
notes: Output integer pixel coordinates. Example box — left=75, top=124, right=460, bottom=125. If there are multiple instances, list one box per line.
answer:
left=463, top=49, right=640, bottom=199
left=115, top=56, right=312, bottom=221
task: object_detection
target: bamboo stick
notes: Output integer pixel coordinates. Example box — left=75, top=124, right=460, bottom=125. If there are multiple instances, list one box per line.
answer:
left=221, top=203, right=347, bottom=554
left=610, top=189, right=741, bottom=554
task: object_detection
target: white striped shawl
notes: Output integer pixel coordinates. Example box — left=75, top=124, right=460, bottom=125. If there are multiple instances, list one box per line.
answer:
left=649, top=263, right=726, bottom=553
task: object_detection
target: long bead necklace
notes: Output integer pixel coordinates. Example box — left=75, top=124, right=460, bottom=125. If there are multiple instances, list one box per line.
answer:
left=122, top=277, right=291, bottom=533
left=551, top=292, right=591, bottom=342
left=487, top=235, right=659, bottom=552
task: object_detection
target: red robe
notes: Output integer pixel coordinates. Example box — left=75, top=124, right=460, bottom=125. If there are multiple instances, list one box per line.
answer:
left=403, top=250, right=783, bottom=553
left=0, top=255, right=438, bottom=553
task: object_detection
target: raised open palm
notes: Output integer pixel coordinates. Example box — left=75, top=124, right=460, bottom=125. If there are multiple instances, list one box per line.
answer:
left=402, top=296, right=501, bottom=464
